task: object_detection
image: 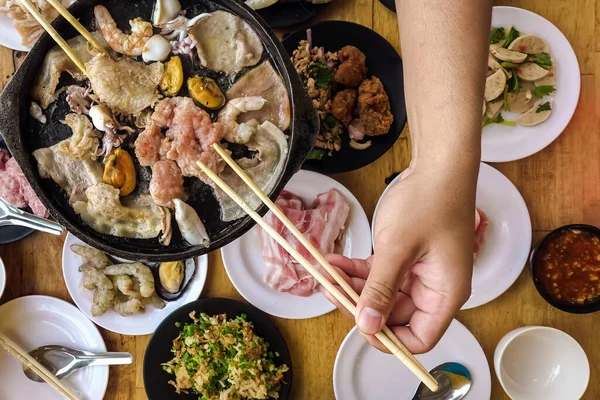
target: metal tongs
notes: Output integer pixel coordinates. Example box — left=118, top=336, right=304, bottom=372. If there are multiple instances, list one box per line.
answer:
left=0, top=198, right=63, bottom=235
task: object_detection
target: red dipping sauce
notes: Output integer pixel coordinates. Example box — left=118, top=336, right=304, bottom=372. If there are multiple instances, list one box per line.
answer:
left=534, top=228, right=600, bottom=306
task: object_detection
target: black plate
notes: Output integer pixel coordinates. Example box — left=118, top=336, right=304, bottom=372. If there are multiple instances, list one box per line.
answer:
left=378, top=0, right=395, bottom=13
left=282, top=21, right=407, bottom=174
left=256, top=1, right=328, bottom=29
left=529, top=224, right=600, bottom=314
left=143, top=298, right=292, bottom=399
left=0, top=0, right=318, bottom=262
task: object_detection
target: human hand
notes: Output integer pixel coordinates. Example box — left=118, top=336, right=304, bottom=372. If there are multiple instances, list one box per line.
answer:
left=322, top=166, right=477, bottom=354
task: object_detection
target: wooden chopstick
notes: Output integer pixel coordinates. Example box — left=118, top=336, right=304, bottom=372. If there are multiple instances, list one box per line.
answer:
left=212, top=143, right=433, bottom=383
left=17, top=0, right=88, bottom=76
left=196, top=156, right=439, bottom=392
left=45, top=0, right=106, bottom=53
left=0, top=332, right=80, bottom=400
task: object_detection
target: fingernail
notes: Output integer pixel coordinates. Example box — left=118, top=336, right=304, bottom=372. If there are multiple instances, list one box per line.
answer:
left=357, top=307, right=382, bottom=335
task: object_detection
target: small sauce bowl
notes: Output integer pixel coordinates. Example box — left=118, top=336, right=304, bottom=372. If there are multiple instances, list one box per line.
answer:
left=529, top=224, right=600, bottom=313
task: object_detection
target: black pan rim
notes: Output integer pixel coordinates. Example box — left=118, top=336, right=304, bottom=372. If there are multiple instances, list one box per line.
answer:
left=282, top=19, right=407, bottom=174
left=143, top=297, right=293, bottom=400
left=256, top=1, right=329, bottom=29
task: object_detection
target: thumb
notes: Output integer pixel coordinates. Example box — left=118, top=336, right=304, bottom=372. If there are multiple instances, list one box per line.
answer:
left=356, top=243, right=417, bottom=335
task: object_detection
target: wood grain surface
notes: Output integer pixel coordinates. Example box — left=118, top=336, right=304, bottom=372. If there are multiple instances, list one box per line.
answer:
left=0, top=0, right=598, bottom=399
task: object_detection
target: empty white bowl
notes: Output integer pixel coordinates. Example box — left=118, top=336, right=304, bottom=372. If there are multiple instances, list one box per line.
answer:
left=494, top=326, right=589, bottom=400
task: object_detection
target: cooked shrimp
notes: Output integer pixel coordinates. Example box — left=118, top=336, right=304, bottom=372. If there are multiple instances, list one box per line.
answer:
left=218, top=96, right=266, bottom=144
left=94, top=5, right=153, bottom=56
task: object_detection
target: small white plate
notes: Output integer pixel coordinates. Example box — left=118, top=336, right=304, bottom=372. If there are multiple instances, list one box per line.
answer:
left=373, top=163, right=532, bottom=310
left=0, top=0, right=76, bottom=51
left=62, top=233, right=208, bottom=335
left=334, top=320, right=491, bottom=400
left=0, top=256, right=5, bottom=299
left=221, top=170, right=372, bottom=319
left=0, top=295, right=108, bottom=400
left=482, top=6, right=580, bottom=162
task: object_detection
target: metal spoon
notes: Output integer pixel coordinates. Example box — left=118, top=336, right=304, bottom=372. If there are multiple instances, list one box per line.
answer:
left=0, top=198, right=63, bottom=235
left=22, top=345, right=132, bottom=382
left=412, top=362, right=472, bottom=400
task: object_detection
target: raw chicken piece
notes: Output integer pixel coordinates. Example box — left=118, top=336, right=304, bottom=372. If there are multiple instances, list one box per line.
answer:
left=261, top=189, right=350, bottom=296
left=0, top=150, right=48, bottom=217
left=135, top=123, right=165, bottom=167
left=150, top=160, right=187, bottom=208
left=474, top=208, right=489, bottom=257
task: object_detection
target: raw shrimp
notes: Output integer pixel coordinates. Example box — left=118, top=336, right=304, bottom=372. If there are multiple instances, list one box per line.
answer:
left=113, top=297, right=143, bottom=316
left=103, top=263, right=155, bottom=298
left=71, top=244, right=111, bottom=270
left=94, top=5, right=153, bottom=56
left=79, top=264, right=115, bottom=316
left=218, top=96, right=266, bottom=144
left=111, top=274, right=134, bottom=295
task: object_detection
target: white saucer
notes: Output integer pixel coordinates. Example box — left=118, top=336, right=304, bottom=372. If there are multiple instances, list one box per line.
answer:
left=221, top=170, right=372, bottom=319
left=333, top=320, right=491, bottom=400
left=373, top=163, right=531, bottom=310
left=0, top=295, right=108, bottom=400
left=62, top=233, right=208, bottom=335
left=0, top=0, right=76, bottom=51
left=482, top=6, right=580, bottom=162
left=0, top=256, right=5, bottom=299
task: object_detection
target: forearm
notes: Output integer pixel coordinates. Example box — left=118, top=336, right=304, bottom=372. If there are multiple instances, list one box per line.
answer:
left=397, top=0, right=492, bottom=181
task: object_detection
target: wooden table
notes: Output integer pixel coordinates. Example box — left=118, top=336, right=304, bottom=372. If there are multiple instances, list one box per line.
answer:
left=0, top=0, right=598, bottom=398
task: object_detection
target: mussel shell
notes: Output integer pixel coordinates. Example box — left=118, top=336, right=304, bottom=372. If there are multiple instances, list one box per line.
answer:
left=151, top=258, right=197, bottom=301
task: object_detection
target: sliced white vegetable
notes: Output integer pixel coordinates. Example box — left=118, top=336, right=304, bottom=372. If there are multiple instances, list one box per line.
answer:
left=485, top=100, right=503, bottom=119
left=173, top=199, right=210, bottom=247
left=152, top=0, right=181, bottom=25
left=516, top=62, right=550, bottom=81
left=516, top=102, right=552, bottom=126
left=490, top=47, right=527, bottom=63
left=535, top=65, right=556, bottom=86
left=245, top=0, right=278, bottom=10
left=484, top=69, right=506, bottom=101
left=507, top=34, right=547, bottom=54
left=142, top=35, right=171, bottom=62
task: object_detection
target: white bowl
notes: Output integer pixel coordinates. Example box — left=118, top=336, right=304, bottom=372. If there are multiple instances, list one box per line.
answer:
left=494, top=326, right=589, bottom=400
left=0, top=257, right=5, bottom=299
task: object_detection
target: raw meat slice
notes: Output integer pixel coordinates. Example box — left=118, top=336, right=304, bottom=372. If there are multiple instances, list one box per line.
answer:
left=0, top=151, right=48, bottom=217
left=261, top=189, right=350, bottom=297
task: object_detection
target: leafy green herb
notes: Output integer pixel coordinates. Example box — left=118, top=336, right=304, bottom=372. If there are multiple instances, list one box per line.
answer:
left=175, top=322, right=181, bottom=328
left=532, top=85, right=556, bottom=98
left=490, top=27, right=506, bottom=44
left=307, top=148, right=325, bottom=160
left=503, top=27, right=520, bottom=48
left=307, top=62, right=333, bottom=88
left=240, top=313, right=247, bottom=320
left=483, top=113, right=516, bottom=127
left=322, top=115, right=338, bottom=131
left=503, top=84, right=510, bottom=111
left=500, top=62, right=520, bottom=69
left=529, top=52, right=552, bottom=70
left=507, top=72, right=520, bottom=94
left=536, top=102, right=551, bottom=113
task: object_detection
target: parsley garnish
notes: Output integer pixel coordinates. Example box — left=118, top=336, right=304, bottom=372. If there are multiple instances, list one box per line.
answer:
left=532, top=85, right=556, bottom=98
left=483, top=113, right=516, bottom=127
left=530, top=53, right=552, bottom=70
left=490, top=27, right=506, bottom=44
left=503, top=84, right=510, bottom=111
left=508, top=73, right=520, bottom=94
left=307, top=62, right=333, bottom=88
left=503, top=27, right=520, bottom=48
left=536, top=102, right=551, bottom=113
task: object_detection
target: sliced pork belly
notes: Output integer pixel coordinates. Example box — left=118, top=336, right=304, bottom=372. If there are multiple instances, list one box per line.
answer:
left=261, top=189, right=350, bottom=297
left=0, top=151, right=48, bottom=218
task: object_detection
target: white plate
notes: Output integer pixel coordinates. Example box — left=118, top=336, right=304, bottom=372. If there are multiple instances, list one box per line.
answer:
left=482, top=6, right=580, bottom=162
left=373, top=163, right=531, bottom=310
left=221, top=170, right=372, bottom=319
left=0, top=295, right=108, bottom=400
left=0, top=0, right=76, bottom=51
left=0, top=257, right=5, bottom=299
left=334, top=320, right=491, bottom=400
left=62, top=233, right=208, bottom=335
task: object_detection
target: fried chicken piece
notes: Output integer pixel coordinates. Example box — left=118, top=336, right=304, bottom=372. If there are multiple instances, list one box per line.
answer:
left=334, top=46, right=367, bottom=88
left=331, top=89, right=357, bottom=126
left=357, top=76, right=394, bottom=136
